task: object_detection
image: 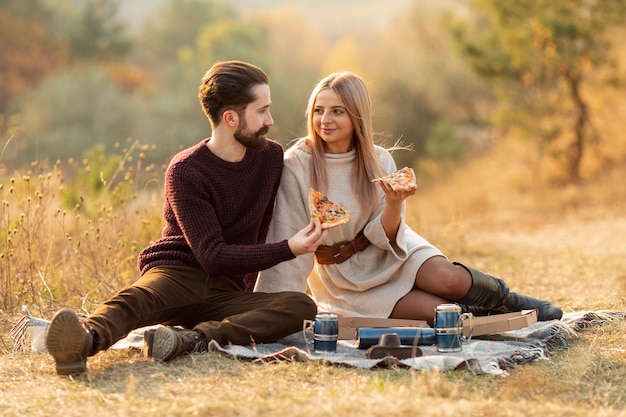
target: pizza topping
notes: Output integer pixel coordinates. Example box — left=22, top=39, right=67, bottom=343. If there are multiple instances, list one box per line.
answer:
left=371, top=167, right=417, bottom=192
left=308, top=189, right=351, bottom=229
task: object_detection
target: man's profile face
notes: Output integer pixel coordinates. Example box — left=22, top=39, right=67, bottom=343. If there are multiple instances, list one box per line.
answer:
left=234, top=84, right=273, bottom=150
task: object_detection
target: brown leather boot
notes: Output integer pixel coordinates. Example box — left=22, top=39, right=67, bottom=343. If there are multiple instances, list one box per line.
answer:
left=150, top=327, right=208, bottom=362
left=46, top=308, right=94, bottom=376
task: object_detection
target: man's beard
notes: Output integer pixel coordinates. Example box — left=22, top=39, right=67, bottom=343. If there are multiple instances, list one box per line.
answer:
left=234, top=122, right=269, bottom=151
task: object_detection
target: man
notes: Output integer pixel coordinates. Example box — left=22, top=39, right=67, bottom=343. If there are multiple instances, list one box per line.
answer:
left=46, top=60, right=327, bottom=376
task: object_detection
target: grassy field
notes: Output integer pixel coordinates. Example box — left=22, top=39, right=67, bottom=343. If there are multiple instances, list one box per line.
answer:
left=0, top=140, right=625, bottom=417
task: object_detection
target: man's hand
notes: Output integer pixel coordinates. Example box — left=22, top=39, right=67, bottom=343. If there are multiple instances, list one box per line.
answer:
left=288, top=219, right=328, bottom=256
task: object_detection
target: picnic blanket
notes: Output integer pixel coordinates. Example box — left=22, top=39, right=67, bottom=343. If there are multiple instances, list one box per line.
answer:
left=9, top=309, right=624, bottom=376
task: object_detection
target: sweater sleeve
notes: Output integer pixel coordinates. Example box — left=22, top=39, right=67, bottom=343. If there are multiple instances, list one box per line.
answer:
left=162, top=146, right=295, bottom=277
left=363, top=148, right=411, bottom=259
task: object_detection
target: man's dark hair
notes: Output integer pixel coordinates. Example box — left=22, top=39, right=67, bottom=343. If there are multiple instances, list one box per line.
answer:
left=198, top=61, right=269, bottom=125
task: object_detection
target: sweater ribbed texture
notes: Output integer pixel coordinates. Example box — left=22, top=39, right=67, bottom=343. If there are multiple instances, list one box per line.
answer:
left=138, top=138, right=295, bottom=290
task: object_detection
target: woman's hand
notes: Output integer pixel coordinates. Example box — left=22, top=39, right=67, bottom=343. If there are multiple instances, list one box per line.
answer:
left=380, top=181, right=416, bottom=206
left=378, top=181, right=416, bottom=244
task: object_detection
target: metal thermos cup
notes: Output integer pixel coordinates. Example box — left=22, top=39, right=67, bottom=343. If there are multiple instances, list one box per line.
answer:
left=434, top=303, right=473, bottom=352
left=303, top=313, right=339, bottom=353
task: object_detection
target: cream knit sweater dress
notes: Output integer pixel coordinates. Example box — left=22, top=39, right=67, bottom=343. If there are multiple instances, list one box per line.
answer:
left=254, top=138, right=443, bottom=317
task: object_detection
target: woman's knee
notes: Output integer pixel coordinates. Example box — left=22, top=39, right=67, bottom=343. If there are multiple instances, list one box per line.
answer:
left=438, top=266, right=468, bottom=291
left=419, top=258, right=470, bottom=295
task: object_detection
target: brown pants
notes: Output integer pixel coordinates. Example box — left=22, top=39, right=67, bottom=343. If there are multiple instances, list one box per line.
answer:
left=85, top=266, right=317, bottom=353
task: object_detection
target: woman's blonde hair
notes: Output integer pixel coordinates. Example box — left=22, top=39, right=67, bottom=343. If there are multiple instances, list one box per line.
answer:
left=305, top=71, right=386, bottom=210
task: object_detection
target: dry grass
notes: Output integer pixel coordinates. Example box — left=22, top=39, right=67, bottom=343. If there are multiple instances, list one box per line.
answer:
left=1, top=138, right=625, bottom=417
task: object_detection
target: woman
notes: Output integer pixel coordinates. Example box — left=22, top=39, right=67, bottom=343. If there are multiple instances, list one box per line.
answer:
left=254, top=71, right=562, bottom=324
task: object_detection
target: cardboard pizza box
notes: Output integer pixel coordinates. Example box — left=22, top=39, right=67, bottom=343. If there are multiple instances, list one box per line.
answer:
left=337, top=309, right=538, bottom=340
left=338, top=316, right=428, bottom=340
left=462, top=309, right=538, bottom=337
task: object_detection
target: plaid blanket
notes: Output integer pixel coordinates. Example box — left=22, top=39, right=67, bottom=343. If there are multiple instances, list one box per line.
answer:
left=9, top=310, right=624, bottom=376
left=205, top=311, right=622, bottom=375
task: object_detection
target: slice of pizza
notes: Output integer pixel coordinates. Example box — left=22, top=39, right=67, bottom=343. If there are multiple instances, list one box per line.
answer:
left=371, top=167, right=417, bottom=192
left=308, top=188, right=351, bottom=229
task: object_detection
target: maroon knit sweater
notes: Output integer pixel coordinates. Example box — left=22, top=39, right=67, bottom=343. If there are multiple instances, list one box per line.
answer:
left=138, top=138, right=295, bottom=290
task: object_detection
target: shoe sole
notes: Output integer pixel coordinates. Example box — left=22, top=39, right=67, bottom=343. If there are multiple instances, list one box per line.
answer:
left=46, top=308, right=87, bottom=376
left=142, top=329, right=156, bottom=358
left=151, top=327, right=179, bottom=362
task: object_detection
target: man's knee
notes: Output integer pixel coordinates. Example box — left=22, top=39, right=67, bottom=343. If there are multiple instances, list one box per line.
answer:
left=279, top=291, right=317, bottom=320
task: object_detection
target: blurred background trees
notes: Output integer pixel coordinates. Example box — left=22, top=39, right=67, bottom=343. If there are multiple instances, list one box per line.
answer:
left=1, top=0, right=625, bottom=184
left=452, top=0, right=626, bottom=181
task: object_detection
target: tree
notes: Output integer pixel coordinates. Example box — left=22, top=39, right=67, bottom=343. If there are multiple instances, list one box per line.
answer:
left=44, top=0, right=131, bottom=63
left=452, top=0, right=626, bottom=180
left=15, top=67, right=137, bottom=163
left=359, top=2, right=492, bottom=170
left=255, top=9, right=326, bottom=143
left=0, top=0, right=51, bottom=21
left=131, top=18, right=273, bottom=154
left=134, top=0, right=235, bottom=67
left=71, top=0, right=131, bottom=61
left=0, top=9, right=68, bottom=114
left=182, top=19, right=271, bottom=73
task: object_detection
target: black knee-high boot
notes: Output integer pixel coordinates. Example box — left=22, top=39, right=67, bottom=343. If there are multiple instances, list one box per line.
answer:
left=454, top=262, right=563, bottom=321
